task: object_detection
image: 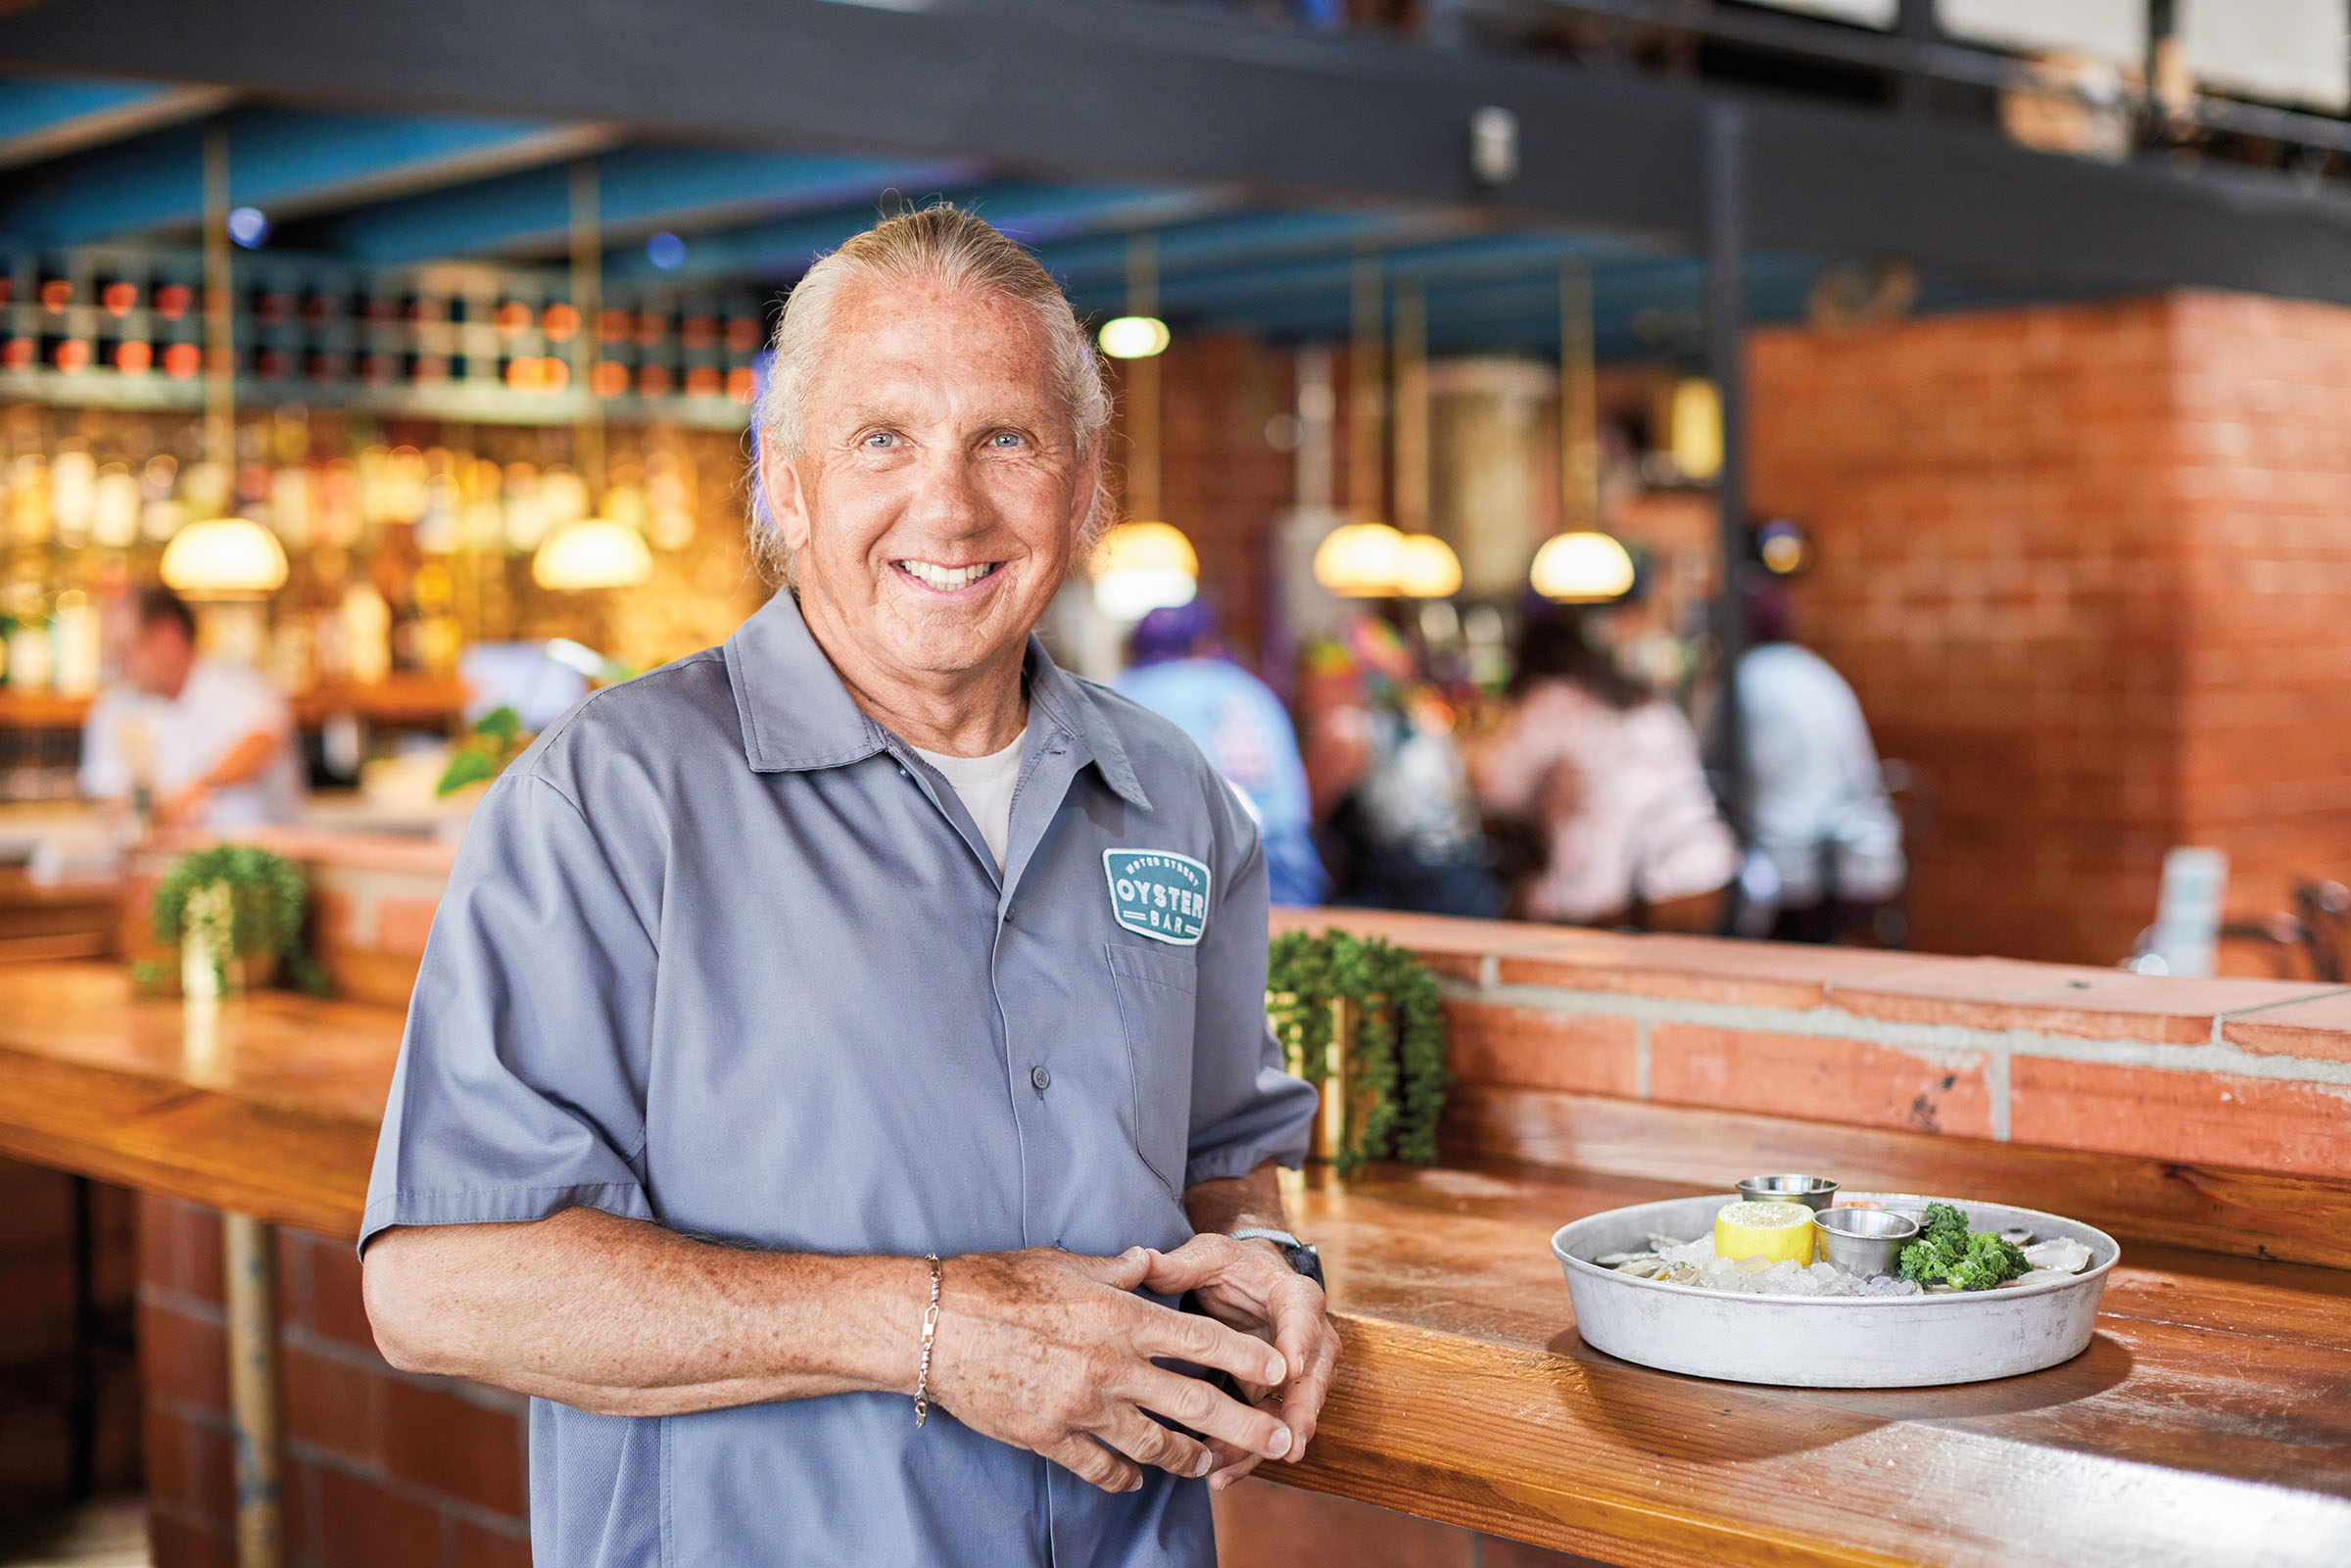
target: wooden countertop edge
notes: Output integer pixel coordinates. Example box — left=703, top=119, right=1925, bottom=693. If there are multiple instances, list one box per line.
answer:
left=1281, top=1315, right=1924, bottom=1568
left=0, top=1046, right=373, bottom=1239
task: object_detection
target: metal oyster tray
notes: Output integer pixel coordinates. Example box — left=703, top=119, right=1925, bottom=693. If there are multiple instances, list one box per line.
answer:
left=1550, top=1193, right=2120, bottom=1388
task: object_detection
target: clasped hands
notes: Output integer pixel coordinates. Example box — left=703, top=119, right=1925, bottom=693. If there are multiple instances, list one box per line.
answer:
left=922, top=1236, right=1339, bottom=1495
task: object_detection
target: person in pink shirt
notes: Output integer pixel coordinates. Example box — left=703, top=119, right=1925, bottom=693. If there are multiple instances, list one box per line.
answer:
left=1474, top=609, right=1736, bottom=930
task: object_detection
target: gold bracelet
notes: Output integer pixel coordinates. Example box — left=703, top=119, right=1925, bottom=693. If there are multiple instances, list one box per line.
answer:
left=914, top=1255, right=941, bottom=1428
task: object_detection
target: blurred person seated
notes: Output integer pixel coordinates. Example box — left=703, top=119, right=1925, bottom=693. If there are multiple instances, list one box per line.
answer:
left=1475, top=608, right=1736, bottom=931
left=1298, top=614, right=1501, bottom=919
left=1735, top=582, right=1904, bottom=942
left=79, top=587, right=302, bottom=831
left=1114, top=600, right=1327, bottom=906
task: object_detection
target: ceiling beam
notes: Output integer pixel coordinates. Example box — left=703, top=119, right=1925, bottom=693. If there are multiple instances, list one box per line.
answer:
left=601, top=180, right=1229, bottom=284
left=1063, top=228, right=1661, bottom=318
left=0, top=105, right=611, bottom=246
left=0, top=0, right=2346, bottom=303
left=0, top=76, right=231, bottom=170
left=312, top=146, right=982, bottom=262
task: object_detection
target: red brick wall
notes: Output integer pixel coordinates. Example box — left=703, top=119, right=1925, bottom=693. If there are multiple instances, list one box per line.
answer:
left=139, top=1197, right=529, bottom=1568
left=0, top=1161, right=139, bottom=1518
left=1749, top=292, right=2351, bottom=967
left=2170, top=293, right=2351, bottom=933
left=1297, top=908, right=2351, bottom=1181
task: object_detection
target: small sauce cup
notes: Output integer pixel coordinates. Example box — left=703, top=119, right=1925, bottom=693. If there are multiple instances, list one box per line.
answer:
left=1734, top=1174, right=1841, bottom=1212
left=1814, top=1205, right=1922, bottom=1277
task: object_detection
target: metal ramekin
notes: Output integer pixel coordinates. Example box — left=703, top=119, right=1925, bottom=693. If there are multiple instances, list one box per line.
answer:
left=1813, top=1205, right=1922, bottom=1277
left=1734, top=1174, right=1841, bottom=1212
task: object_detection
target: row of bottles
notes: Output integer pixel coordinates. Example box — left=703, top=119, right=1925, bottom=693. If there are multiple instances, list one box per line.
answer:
left=0, top=402, right=735, bottom=700
left=2, top=251, right=766, bottom=409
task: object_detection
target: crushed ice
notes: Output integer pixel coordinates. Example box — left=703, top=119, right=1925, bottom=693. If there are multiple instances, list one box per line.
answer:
left=1604, top=1234, right=1924, bottom=1297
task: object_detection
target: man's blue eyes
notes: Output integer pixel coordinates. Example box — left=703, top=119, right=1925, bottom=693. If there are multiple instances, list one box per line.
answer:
left=860, top=432, right=1025, bottom=450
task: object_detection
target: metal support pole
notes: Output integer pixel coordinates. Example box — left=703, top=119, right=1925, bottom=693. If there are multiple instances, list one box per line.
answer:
left=1126, top=230, right=1161, bottom=524
left=1559, top=265, right=1598, bottom=532
left=223, top=1212, right=283, bottom=1568
left=1705, top=100, right=1750, bottom=847
left=1392, top=281, right=1428, bottom=535
left=1347, top=251, right=1384, bottom=523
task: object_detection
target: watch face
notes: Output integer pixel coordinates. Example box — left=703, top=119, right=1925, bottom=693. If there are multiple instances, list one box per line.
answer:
left=1288, top=1243, right=1326, bottom=1292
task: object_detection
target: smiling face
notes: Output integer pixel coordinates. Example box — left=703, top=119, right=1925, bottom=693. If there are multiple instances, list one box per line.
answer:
left=763, top=277, right=1097, bottom=726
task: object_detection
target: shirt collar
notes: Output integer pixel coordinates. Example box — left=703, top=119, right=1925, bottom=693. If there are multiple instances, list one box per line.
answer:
left=722, top=591, right=1151, bottom=812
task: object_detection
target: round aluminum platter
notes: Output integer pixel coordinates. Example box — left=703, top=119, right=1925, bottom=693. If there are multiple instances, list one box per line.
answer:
left=1550, top=1193, right=2121, bottom=1388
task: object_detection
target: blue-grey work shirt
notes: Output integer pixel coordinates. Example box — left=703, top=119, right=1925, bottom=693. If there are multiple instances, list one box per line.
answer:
left=362, top=590, right=1317, bottom=1568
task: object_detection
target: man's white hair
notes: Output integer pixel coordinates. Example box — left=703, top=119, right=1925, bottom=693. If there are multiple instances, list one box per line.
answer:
left=749, top=203, right=1114, bottom=584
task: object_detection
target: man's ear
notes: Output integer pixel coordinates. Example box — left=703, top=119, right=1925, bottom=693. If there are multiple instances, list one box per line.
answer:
left=759, top=435, right=813, bottom=557
left=1067, top=441, right=1105, bottom=574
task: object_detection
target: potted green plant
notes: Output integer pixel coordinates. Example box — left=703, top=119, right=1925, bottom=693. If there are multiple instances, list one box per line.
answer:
left=1266, top=930, right=1449, bottom=1175
left=140, top=843, right=330, bottom=999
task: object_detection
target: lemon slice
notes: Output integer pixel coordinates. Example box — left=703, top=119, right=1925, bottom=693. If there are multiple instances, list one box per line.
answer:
left=1714, top=1200, right=1817, bottom=1265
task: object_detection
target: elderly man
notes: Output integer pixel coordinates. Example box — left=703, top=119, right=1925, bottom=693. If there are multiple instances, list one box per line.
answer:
left=360, top=206, right=1338, bottom=1567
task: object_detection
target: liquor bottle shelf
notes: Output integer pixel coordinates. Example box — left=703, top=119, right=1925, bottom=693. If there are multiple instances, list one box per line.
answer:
left=0, top=674, right=467, bottom=732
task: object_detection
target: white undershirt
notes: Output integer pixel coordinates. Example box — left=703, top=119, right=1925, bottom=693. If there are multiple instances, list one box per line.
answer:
left=911, top=725, right=1029, bottom=872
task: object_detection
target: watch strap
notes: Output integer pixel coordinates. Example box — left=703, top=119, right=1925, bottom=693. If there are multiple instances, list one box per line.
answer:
left=1229, top=1227, right=1303, bottom=1250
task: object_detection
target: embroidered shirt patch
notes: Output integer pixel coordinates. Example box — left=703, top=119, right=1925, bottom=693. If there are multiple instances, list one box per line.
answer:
left=1102, top=849, right=1211, bottom=946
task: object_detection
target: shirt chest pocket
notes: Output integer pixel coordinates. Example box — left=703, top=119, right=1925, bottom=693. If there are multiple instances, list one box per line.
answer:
left=1105, top=942, right=1197, bottom=1198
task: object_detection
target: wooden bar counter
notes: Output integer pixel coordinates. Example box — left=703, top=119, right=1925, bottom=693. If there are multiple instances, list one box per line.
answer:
left=2, top=958, right=2349, bottom=1568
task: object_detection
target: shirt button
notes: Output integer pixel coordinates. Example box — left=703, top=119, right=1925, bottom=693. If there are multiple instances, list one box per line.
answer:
left=1031, top=1065, right=1052, bottom=1092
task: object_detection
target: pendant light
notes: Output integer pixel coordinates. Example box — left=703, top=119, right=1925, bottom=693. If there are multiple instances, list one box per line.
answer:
left=533, top=161, right=651, bottom=593
left=1091, top=231, right=1197, bottom=621
left=1529, top=264, right=1634, bottom=604
left=161, top=121, right=288, bottom=604
left=1388, top=280, right=1460, bottom=599
left=1314, top=251, right=1409, bottom=597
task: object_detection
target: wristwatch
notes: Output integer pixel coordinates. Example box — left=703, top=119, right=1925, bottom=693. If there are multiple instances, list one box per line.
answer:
left=1230, top=1228, right=1325, bottom=1291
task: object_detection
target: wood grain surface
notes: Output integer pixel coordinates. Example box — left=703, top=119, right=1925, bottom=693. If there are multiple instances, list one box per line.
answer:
left=0, top=961, right=2345, bottom=1567
left=1447, top=1082, right=2351, bottom=1271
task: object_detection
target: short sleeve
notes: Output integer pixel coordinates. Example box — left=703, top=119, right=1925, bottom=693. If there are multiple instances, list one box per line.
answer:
left=360, top=770, right=659, bottom=1252
left=1181, top=799, right=1318, bottom=1188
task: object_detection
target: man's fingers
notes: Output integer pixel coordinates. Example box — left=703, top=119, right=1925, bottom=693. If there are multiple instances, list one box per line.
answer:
left=1060, top=1246, right=1155, bottom=1291
left=1205, top=1438, right=1265, bottom=1492
left=1267, top=1278, right=1326, bottom=1393
left=1133, top=1236, right=1234, bottom=1295
left=1045, top=1436, right=1143, bottom=1495
left=1123, top=1364, right=1292, bottom=1459
left=1095, top=1407, right=1218, bottom=1482
left=1275, top=1320, right=1341, bottom=1461
left=1131, top=1302, right=1287, bottom=1388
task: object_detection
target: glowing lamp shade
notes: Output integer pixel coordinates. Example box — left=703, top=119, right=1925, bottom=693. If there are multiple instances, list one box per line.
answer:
left=1313, top=520, right=1407, bottom=598
left=1530, top=531, right=1636, bottom=603
left=159, top=517, right=289, bottom=597
left=1090, top=520, right=1198, bottom=621
left=532, top=516, right=652, bottom=592
left=1097, top=315, right=1171, bottom=359
left=1669, top=377, right=1723, bottom=483
left=1394, top=534, right=1463, bottom=598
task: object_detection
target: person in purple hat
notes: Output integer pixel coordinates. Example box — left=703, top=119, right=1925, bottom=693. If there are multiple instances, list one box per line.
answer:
left=1117, top=601, right=1327, bottom=907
